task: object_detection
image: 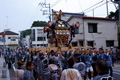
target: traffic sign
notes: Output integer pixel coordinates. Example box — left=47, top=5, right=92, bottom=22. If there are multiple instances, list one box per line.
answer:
left=2, top=38, right=6, bottom=42
left=2, top=34, right=5, bottom=37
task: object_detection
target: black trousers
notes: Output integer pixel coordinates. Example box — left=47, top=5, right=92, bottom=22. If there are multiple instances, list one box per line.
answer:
left=8, top=62, right=11, bottom=69
left=107, top=67, right=113, bottom=77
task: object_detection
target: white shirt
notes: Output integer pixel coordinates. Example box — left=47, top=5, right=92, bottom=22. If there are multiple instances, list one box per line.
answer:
left=14, top=69, right=24, bottom=80
left=60, top=68, right=82, bottom=80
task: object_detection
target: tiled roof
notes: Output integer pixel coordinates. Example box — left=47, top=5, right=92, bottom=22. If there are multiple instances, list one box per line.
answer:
left=0, top=31, right=19, bottom=35
left=67, top=16, right=116, bottom=22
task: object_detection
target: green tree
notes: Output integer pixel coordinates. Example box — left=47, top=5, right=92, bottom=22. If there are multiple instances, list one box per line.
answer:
left=108, top=9, right=119, bottom=20
left=20, top=29, right=31, bottom=39
left=31, top=21, right=48, bottom=27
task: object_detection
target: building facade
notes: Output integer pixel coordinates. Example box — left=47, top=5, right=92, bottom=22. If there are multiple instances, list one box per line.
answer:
left=25, top=35, right=31, bottom=48
left=21, top=35, right=31, bottom=48
left=0, top=31, right=19, bottom=49
left=31, top=26, right=48, bottom=48
left=67, top=16, right=118, bottom=49
left=51, top=9, right=84, bottom=22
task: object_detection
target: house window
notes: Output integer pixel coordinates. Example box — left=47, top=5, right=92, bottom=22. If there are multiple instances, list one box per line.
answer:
left=72, top=42, right=77, bottom=46
left=37, top=37, right=46, bottom=41
left=8, top=37, right=11, bottom=39
left=0, top=37, right=2, bottom=41
left=37, top=29, right=43, bottom=34
left=11, top=37, right=16, bottom=41
left=88, top=41, right=94, bottom=47
left=79, top=41, right=83, bottom=46
left=106, top=40, right=114, bottom=47
left=37, top=44, right=41, bottom=46
left=88, top=23, right=97, bottom=33
left=75, top=27, right=79, bottom=34
left=32, top=29, right=35, bottom=41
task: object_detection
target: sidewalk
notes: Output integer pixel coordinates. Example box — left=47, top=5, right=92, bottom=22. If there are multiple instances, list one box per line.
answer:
left=0, top=57, right=10, bottom=80
left=114, top=63, right=120, bottom=67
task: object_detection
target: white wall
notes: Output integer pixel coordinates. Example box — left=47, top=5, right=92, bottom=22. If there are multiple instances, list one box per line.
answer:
left=69, top=17, right=118, bottom=49
left=84, top=19, right=118, bottom=49
left=25, top=35, right=30, bottom=48
left=0, top=35, right=19, bottom=49
left=68, top=17, right=84, bottom=42
left=31, top=27, right=48, bottom=47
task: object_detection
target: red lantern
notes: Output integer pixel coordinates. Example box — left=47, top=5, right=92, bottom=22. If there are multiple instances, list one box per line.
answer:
left=66, top=35, right=69, bottom=38
left=63, top=36, right=66, bottom=39
left=50, top=41, right=53, bottom=44
left=64, top=40, right=67, bottom=44
left=48, top=21, right=52, bottom=27
left=43, top=27, right=46, bottom=33
left=57, top=39, right=60, bottom=43
left=76, top=22, right=80, bottom=29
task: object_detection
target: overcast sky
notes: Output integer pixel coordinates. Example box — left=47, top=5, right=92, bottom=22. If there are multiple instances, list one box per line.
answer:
left=0, top=0, right=117, bottom=34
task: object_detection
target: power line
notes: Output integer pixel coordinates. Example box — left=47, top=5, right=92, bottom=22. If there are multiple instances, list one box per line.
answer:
left=83, top=0, right=104, bottom=12
left=51, top=0, right=61, bottom=8
left=109, top=1, right=118, bottom=9
left=77, top=0, right=83, bottom=12
left=66, top=0, right=67, bottom=11
left=84, top=2, right=107, bottom=13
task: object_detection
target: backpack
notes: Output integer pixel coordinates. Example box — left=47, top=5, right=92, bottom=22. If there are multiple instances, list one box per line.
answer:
left=50, top=69, right=60, bottom=80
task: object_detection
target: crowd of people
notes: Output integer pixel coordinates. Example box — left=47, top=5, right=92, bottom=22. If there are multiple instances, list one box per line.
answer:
left=0, top=46, right=120, bottom=80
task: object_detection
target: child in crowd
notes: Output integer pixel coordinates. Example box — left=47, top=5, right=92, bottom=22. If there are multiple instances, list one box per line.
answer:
left=23, top=61, right=35, bottom=80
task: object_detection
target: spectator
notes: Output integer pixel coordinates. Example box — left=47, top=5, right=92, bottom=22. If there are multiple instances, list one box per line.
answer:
left=48, top=59, right=60, bottom=80
left=14, top=61, right=25, bottom=80
left=23, top=61, right=35, bottom=80
left=116, top=47, right=120, bottom=64
left=91, top=50, right=99, bottom=77
left=73, top=54, right=86, bottom=80
left=49, top=50, right=55, bottom=60
left=84, top=50, right=93, bottom=80
left=38, top=52, right=50, bottom=80
left=33, top=51, right=39, bottom=80
left=7, top=51, right=12, bottom=69
left=105, top=51, right=113, bottom=77
left=110, top=47, right=115, bottom=67
left=60, top=57, right=82, bottom=80
left=93, top=60, right=109, bottom=80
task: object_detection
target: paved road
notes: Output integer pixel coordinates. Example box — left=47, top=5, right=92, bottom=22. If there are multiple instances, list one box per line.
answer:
left=0, top=57, right=10, bottom=80
left=113, top=63, right=120, bottom=80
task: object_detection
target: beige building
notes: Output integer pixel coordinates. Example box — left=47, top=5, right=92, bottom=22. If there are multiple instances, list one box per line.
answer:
left=67, top=16, right=118, bottom=49
left=0, top=31, right=19, bottom=49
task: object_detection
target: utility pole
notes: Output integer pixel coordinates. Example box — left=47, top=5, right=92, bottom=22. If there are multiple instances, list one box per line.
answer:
left=39, top=1, right=51, bottom=21
left=4, top=30, right=5, bottom=56
left=92, top=9, right=94, bottom=17
left=106, top=0, right=109, bottom=17
left=111, top=0, right=120, bottom=46
left=39, top=0, right=51, bottom=47
left=118, top=1, right=120, bottom=46
left=43, top=31, right=44, bottom=47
